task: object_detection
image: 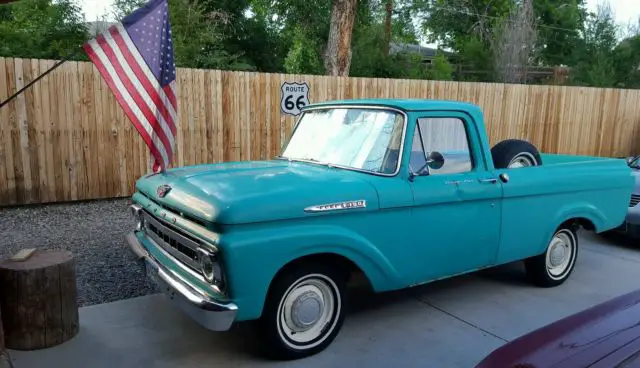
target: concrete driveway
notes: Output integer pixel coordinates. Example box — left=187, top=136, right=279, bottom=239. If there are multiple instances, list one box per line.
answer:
left=8, top=231, right=640, bottom=368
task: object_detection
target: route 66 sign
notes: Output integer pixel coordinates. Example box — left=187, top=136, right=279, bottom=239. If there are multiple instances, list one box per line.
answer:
left=281, top=82, right=310, bottom=116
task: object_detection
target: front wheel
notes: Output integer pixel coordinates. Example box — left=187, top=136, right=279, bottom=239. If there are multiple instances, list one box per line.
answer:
left=256, top=263, right=347, bottom=360
left=525, top=225, right=579, bottom=287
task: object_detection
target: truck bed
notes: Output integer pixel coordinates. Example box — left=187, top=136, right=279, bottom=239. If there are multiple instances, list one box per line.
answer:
left=540, top=153, right=619, bottom=165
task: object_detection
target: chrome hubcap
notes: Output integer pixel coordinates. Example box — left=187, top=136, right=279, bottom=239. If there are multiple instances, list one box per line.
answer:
left=508, top=153, right=537, bottom=168
left=545, top=231, right=575, bottom=279
left=289, top=290, right=324, bottom=329
left=278, top=276, right=338, bottom=347
left=549, top=243, right=566, bottom=267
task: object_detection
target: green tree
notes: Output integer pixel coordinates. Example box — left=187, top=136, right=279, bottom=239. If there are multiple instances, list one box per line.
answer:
left=416, top=0, right=514, bottom=50
left=283, top=27, right=325, bottom=74
left=414, top=0, right=514, bottom=82
left=455, top=36, right=495, bottom=82
left=0, top=0, right=89, bottom=60
left=613, top=35, right=640, bottom=88
left=249, top=0, right=332, bottom=73
left=570, top=3, right=618, bottom=87
left=113, top=0, right=257, bottom=70
left=533, top=0, right=587, bottom=66
left=426, top=52, right=454, bottom=80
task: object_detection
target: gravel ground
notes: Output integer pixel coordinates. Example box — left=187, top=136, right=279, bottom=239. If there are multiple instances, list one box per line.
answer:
left=0, top=199, right=157, bottom=307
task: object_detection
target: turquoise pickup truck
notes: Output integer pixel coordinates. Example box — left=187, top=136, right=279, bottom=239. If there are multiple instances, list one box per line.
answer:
left=125, top=99, right=634, bottom=360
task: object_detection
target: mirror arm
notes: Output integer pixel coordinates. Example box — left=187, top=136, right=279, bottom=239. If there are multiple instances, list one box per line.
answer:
left=409, top=160, right=432, bottom=182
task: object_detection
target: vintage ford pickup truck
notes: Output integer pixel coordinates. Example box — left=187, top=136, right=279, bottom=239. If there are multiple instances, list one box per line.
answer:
left=125, top=99, right=634, bottom=360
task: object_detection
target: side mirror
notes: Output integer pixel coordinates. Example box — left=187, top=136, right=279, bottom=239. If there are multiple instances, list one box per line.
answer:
left=426, top=151, right=445, bottom=170
left=410, top=151, right=445, bottom=181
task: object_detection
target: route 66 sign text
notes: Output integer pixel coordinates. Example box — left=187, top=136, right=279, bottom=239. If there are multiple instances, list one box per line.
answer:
left=281, top=82, right=310, bottom=116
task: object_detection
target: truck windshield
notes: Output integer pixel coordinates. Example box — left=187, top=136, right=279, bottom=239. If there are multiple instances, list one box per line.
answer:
left=280, top=108, right=405, bottom=175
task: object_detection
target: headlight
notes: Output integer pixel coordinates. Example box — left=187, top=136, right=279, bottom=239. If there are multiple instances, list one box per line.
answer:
left=198, top=249, right=223, bottom=285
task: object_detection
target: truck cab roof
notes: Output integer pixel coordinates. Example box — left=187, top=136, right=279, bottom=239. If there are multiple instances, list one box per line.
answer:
left=304, top=98, right=483, bottom=113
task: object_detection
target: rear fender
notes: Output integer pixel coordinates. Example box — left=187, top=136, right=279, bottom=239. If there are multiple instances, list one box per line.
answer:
left=536, top=204, right=607, bottom=255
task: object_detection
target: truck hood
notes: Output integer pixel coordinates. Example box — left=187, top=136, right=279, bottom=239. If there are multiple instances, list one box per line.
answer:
left=134, top=160, right=379, bottom=225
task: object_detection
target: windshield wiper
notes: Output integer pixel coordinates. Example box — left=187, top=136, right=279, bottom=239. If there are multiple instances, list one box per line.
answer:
left=278, top=156, right=333, bottom=167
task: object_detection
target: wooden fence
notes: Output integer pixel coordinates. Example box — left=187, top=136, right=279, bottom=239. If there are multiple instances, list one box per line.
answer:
left=1, top=57, right=640, bottom=207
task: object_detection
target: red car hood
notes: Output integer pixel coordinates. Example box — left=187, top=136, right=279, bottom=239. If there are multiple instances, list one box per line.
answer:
left=475, top=289, right=640, bottom=368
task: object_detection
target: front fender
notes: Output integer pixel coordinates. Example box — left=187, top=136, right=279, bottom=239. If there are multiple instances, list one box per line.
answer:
left=220, top=224, right=402, bottom=321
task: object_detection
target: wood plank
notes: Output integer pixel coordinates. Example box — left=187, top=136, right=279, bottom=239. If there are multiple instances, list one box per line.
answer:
left=36, top=60, right=53, bottom=203
left=24, top=59, right=41, bottom=204
left=115, top=94, right=128, bottom=197
left=47, top=60, right=63, bottom=202
left=222, top=72, right=232, bottom=163
left=69, top=61, right=82, bottom=200
left=58, top=62, right=72, bottom=201
left=194, top=68, right=205, bottom=165
left=90, top=62, right=106, bottom=198
left=0, top=58, right=17, bottom=206
left=13, top=58, right=32, bottom=204
left=78, top=62, right=94, bottom=200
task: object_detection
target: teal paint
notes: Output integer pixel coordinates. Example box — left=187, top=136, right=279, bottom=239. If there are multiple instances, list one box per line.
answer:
left=130, top=98, right=635, bottom=322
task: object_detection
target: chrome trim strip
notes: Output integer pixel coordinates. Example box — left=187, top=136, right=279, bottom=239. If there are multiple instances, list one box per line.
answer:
left=304, top=200, right=367, bottom=213
left=137, top=197, right=220, bottom=252
left=142, top=211, right=201, bottom=271
left=135, top=229, right=224, bottom=295
left=280, top=104, right=409, bottom=177
left=143, top=210, right=200, bottom=252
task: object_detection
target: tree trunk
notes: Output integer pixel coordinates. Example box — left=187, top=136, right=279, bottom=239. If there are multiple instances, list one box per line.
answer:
left=0, top=250, right=79, bottom=351
left=324, top=0, right=358, bottom=76
left=384, top=0, right=393, bottom=56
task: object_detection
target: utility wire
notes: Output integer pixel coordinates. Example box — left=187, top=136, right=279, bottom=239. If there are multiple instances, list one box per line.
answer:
left=424, top=4, right=587, bottom=34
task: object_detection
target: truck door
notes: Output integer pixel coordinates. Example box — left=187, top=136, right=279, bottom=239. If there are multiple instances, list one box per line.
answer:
left=408, top=113, right=503, bottom=283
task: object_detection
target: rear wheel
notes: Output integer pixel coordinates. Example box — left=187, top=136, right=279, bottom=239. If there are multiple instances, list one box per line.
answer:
left=491, top=139, right=542, bottom=169
left=256, top=262, right=347, bottom=360
left=525, top=224, right=579, bottom=287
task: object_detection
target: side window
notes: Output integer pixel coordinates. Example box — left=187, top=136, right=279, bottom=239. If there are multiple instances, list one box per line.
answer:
left=410, top=117, right=473, bottom=175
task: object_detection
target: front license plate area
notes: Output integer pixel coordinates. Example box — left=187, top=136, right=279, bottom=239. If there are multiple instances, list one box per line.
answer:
left=145, top=260, right=162, bottom=286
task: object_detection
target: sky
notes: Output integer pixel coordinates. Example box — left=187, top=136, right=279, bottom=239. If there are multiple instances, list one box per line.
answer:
left=80, top=0, right=640, bottom=31
left=80, top=0, right=114, bottom=22
left=586, top=0, right=640, bottom=28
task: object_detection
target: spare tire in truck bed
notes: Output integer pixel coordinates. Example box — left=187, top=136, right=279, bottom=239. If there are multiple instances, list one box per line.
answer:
left=491, top=139, right=542, bottom=169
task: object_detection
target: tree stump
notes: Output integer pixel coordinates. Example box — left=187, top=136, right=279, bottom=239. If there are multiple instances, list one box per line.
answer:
left=0, top=249, right=79, bottom=351
left=0, top=304, right=4, bottom=351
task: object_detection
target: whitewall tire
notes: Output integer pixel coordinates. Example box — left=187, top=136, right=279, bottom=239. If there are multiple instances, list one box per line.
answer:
left=257, top=263, right=347, bottom=360
left=525, top=225, right=579, bottom=287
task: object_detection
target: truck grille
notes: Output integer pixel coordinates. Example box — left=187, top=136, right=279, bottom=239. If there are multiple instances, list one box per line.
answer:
left=632, top=194, right=640, bottom=208
left=140, top=210, right=201, bottom=272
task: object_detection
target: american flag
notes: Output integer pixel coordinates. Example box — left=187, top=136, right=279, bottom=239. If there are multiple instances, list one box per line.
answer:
left=84, top=0, right=177, bottom=172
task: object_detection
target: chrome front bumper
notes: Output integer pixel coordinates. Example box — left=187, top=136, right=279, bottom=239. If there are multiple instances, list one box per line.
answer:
left=126, top=231, right=238, bottom=331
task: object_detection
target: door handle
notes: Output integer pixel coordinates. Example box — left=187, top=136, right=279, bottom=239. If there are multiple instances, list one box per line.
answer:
left=479, top=178, right=498, bottom=184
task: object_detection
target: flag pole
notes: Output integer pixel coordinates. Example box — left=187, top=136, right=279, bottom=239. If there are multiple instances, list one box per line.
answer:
left=0, top=48, right=82, bottom=109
